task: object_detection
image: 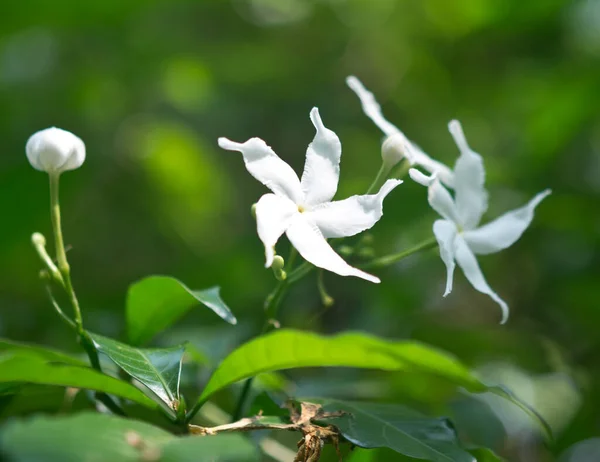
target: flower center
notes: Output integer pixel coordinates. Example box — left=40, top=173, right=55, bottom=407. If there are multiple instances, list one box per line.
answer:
left=297, top=205, right=306, bottom=213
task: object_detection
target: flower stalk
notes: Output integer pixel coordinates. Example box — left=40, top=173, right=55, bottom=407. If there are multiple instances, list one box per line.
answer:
left=361, top=237, right=438, bottom=269
left=49, top=173, right=83, bottom=332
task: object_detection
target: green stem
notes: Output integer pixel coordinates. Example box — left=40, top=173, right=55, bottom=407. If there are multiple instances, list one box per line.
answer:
left=365, top=164, right=389, bottom=195
left=231, top=249, right=306, bottom=422
left=49, top=173, right=83, bottom=332
left=47, top=174, right=126, bottom=417
left=361, top=237, right=438, bottom=269
left=45, top=286, right=76, bottom=329
left=389, top=158, right=411, bottom=180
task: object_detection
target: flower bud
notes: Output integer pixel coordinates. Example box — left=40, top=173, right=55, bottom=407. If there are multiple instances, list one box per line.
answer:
left=381, top=134, right=409, bottom=169
left=26, top=127, right=85, bottom=174
left=31, top=232, right=46, bottom=247
left=271, top=255, right=285, bottom=271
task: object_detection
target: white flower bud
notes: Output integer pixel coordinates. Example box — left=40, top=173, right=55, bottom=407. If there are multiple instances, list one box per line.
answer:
left=381, top=133, right=409, bottom=169
left=26, top=127, right=85, bottom=174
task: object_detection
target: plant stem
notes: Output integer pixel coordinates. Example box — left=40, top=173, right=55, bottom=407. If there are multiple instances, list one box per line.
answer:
left=46, top=174, right=127, bottom=417
left=365, top=164, right=389, bottom=195
left=49, top=173, right=83, bottom=332
left=231, top=249, right=304, bottom=422
left=361, top=237, right=438, bottom=269
left=389, top=158, right=411, bottom=180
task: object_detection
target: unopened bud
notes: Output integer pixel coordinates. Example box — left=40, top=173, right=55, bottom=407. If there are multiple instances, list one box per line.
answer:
left=26, top=127, right=85, bottom=174
left=39, top=269, right=50, bottom=281
left=31, top=232, right=46, bottom=247
left=322, top=295, right=335, bottom=307
left=271, top=255, right=285, bottom=271
left=274, top=269, right=287, bottom=281
left=381, top=134, right=409, bottom=169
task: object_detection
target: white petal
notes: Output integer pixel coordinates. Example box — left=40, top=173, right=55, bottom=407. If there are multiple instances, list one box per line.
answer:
left=346, top=76, right=400, bottom=137
left=449, top=120, right=488, bottom=229
left=346, top=76, right=455, bottom=187
left=255, top=194, right=299, bottom=267
left=433, top=219, right=457, bottom=296
left=408, top=144, right=455, bottom=188
left=454, top=236, right=509, bottom=324
left=300, top=108, right=342, bottom=206
left=409, top=169, right=460, bottom=224
left=307, top=179, right=402, bottom=238
left=218, top=137, right=303, bottom=203
left=285, top=214, right=380, bottom=283
left=463, top=189, right=551, bottom=255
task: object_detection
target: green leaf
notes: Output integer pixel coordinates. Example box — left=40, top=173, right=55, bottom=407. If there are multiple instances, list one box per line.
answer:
left=90, top=333, right=185, bottom=413
left=197, top=329, right=486, bottom=404
left=0, top=352, right=157, bottom=410
left=313, top=399, right=475, bottom=462
left=1, top=412, right=258, bottom=462
left=487, top=385, right=552, bottom=441
left=126, top=275, right=237, bottom=345
left=194, top=330, right=551, bottom=438
left=467, top=447, right=505, bottom=462
left=0, top=338, right=86, bottom=366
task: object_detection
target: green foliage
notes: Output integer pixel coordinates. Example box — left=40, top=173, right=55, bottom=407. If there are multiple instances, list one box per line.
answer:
left=90, top=333, right=185, bottom=415
left=0, top=1, right=595, bottom=460
left=0, top=352, right=157, bottom=410
left=314, top=399, right=474, bottom=462
left=197, top=329, right=486, bottom=404
left=1, top=412, right=258, bottom=462
left=0, top=339, right=86, bottom=365
left=126, top=276, right=236, bottom=345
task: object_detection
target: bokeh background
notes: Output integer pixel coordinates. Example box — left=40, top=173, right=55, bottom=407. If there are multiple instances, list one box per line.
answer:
left=1, top=0, right=599, bottom=460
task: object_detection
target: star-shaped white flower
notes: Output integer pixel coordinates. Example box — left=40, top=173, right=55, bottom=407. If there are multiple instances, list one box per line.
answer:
left=409, top=120, right=551, bottom=323
left=218, top=107, right=401, bottom=283
left=346, top=76, right=454, bottom=187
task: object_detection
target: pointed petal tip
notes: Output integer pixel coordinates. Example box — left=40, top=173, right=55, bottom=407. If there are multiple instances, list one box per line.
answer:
left=409, top=168, right=436, bottom=186
left=499, top=306, right=509, bottom=325
left=217, top=137, right=237, bottom=150
left=309, top=107, right=325, bottom=130
left=448, top=120, right=470, bottom=153
left=364, top=274, right=381, bottom=284
left=346, top=75, right=360, bottom=89
left=448, top=119, right=461, bottom=133
left=376, top=178, right=403, bottom=198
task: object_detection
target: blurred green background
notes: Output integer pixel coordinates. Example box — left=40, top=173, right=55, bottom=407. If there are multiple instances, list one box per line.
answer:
left=1, top=0, right=599, bottom=460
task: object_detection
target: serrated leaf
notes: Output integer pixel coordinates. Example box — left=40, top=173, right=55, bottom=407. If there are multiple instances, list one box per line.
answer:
left=0, top=352, right=157, bottom=410
left=0, top=338, right=86, bottom=366
left=313, top=399, right=475, bottom=462
left=126, top=275, right=236, bottom=345
left=0, top=412, right=258, bottom=462
left=197, top=329, right=486, bottom=405
left=90, top=333, right=184, bottom=413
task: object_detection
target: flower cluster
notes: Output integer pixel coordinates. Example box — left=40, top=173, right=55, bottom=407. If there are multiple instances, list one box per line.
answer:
left=25, top=78, right=550, bottom=323
left=346, top=77, right=551, bottom=323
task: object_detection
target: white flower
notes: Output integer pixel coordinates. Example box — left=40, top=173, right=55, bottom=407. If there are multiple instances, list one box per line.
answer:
left=409, top=120, right=551, bottom=323
left=218, top=107, right=401, bottom=283
left=26, top=127, right=85, bottom=174
left=346, top=76, right=454, bottom=187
